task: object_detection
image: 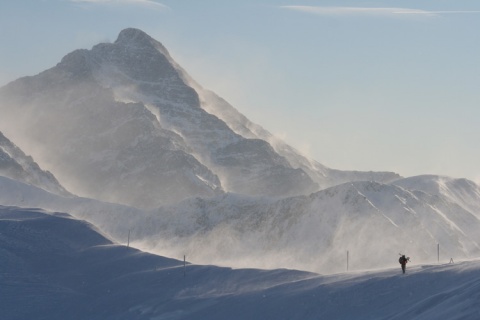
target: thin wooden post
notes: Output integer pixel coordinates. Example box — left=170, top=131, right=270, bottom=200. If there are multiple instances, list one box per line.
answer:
left=347, top=250, right=349, bottom=272
left=184, top=255, right=186, bottom=277
left=437, top=243, right=439, bottom=263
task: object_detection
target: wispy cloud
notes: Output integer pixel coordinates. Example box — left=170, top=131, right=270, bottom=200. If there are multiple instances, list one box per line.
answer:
left=71, top=0, right=168, bottom=10
left=281, top=6, right=480, bottom=18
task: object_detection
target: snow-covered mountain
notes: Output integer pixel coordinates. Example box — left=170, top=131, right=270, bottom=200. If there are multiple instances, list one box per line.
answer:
left=2, top=205, right=480, bottom=320
left=0, top=131, right=70, bottom=196
left=0, top=28, right=399, bottom=208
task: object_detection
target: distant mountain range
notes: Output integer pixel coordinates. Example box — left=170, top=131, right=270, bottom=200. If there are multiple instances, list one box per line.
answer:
left=0, top=28, right=479, bottom=274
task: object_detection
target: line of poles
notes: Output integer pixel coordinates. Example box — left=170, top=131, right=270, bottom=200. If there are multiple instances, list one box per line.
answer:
left=125, top=231, right=450, bottom=274
left=346, top=243, right=450, bottom=272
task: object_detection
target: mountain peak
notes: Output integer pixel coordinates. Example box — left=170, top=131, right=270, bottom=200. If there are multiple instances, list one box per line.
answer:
left=116, top=28, right=151, bottom=44
left=114, top=28, right=170, bottom=56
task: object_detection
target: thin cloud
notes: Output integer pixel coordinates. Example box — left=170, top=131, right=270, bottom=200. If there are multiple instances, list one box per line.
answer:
left=395, top=9, right=480, bottom=15
left=71, top=0, right=168, bottom=10
left=281, top=6, right=480, bottom=17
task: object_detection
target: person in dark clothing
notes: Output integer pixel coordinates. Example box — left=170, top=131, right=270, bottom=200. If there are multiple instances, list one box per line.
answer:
left=399, top=255, right=409, bottom=274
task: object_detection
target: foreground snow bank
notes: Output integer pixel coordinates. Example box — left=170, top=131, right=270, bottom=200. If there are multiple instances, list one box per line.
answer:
left=1, top=205, right=479, bottom=320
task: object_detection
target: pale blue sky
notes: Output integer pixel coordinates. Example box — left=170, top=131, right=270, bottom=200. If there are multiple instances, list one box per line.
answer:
left=1, top=0, right=479, bottom=182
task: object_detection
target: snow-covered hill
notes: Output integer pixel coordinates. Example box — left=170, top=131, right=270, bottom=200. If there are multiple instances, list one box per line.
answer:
left=0, top=28, right=399, bottom=208
left=2, top=205, right=480, bottom=320
left=2, top=175, right=479, bottom=274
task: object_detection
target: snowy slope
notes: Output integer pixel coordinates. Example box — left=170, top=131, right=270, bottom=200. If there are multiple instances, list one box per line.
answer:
left=1, top=205, right=480, bottom=320
left=136, top=181, right=480, bottom=274
left=0, top=175, right=148, bottom=244
left=2, top=175, right=479, bottom=275
left=197, top=88, right=401, bottom=188
left=393, top=175, right=480, bottom=219
left=0, top=131, right=70, bottom=196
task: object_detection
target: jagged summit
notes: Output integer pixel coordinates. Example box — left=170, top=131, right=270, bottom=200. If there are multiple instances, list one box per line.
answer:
left=90, top=28, right=191, bottom=98
left=52, top=28, right=177, bottom=86
left=116, top=27, right=152, bottom=44
left=115, top=28, right=169, bottom=54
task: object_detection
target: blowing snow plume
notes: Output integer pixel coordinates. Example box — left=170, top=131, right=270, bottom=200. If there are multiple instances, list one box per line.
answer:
left=1, top=168, right=480, bottom=275
left=127, top=179, right=480, bottom=274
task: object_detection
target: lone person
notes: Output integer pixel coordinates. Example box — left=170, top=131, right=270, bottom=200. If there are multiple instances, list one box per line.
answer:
left=399, top=255, right=409, bottom=274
